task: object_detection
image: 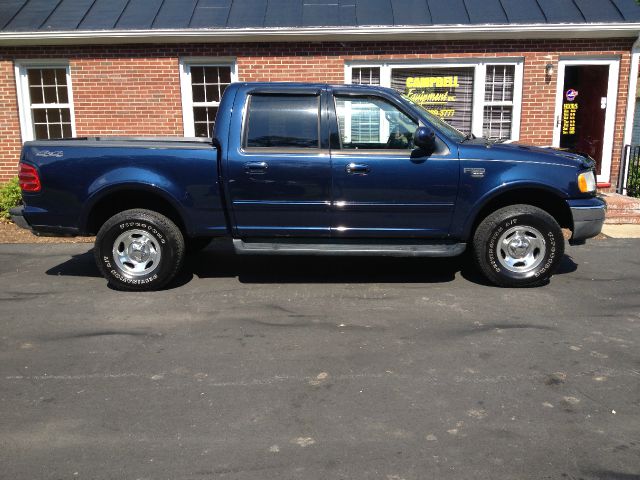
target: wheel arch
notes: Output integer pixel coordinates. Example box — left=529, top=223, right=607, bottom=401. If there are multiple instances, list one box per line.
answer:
left=462, top=184, right=572, bottom=240
left=80, top=183, right=189, bottom=236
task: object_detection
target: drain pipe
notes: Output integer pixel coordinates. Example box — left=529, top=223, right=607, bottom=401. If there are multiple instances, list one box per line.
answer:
left=620, top=35, right=640, bottom=194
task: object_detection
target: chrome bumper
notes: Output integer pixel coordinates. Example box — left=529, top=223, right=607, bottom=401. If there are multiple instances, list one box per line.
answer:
left=568, top=198, right=606, bottom=245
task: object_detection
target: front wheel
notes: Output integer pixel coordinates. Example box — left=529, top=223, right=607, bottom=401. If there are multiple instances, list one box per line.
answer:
left=473, top=204, right=564, bottom=287
left=94, top=209, right=185, bottom=291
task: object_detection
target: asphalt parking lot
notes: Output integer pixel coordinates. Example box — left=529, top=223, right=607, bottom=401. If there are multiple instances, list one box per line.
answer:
left=1, top=239, right=639, bottom=480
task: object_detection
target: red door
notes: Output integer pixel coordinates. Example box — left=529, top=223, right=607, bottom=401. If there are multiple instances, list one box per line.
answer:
left=559, top=65, right=609, bottom=175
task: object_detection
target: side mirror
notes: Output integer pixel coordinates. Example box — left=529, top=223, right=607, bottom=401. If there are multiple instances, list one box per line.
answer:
left=413, top=126, right=436, bottom=150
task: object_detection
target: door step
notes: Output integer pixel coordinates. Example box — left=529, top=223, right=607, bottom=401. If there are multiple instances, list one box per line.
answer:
left=233, top=239, right=466, bottom=257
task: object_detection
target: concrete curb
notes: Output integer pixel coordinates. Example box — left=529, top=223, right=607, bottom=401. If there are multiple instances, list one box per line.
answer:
left=601, top=224, right=640, bottom=238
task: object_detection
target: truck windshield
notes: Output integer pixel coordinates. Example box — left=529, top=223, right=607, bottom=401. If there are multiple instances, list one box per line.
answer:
left=400, top=94, right=468, bottom=143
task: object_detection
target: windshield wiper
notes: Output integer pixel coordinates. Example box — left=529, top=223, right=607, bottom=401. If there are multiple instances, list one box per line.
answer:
left=461, top=132, right=475, bottom=143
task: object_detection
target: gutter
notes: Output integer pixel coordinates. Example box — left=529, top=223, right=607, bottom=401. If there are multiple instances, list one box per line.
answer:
left=0, top=23, right=640, bottom=46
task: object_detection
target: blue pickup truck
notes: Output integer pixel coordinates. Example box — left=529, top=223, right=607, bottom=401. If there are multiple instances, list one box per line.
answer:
left=11, top=82, right=605, bottom=290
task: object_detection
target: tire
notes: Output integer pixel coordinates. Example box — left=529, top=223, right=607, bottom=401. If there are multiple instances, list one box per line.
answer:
left=472, top=204, right=564, bottom=287
left=94, top=209, right=185, bottom=291
left=185, top=237, right=211, bottom=254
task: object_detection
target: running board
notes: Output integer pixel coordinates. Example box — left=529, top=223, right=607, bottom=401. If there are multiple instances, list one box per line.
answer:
left=233, top=239, right=466, bottom=257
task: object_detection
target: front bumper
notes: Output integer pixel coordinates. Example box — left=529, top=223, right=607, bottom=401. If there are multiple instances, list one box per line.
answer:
left=9, top=206, right=31, bottom=230
left=567, top=197, right=606, bottom=245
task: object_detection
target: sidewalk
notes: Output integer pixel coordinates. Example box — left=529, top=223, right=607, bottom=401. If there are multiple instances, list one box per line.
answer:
left=601, top=223, right=640, bottom=238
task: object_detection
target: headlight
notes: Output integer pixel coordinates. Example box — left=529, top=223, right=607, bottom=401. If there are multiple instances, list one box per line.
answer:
left=578, top=170, right=596, bottom=193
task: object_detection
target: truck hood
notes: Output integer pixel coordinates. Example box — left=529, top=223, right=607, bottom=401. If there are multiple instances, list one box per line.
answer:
left=458, top=140, right=595, bottom=170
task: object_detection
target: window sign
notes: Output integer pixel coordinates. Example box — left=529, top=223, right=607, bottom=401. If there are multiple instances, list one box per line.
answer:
left=562, top=102, right=578, bottom=136
left=391, top=67, right=474, bottom=133
left=562, top=88, right=579, bottom=137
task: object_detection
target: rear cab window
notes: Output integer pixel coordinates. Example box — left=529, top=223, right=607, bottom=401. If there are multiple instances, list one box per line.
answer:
left=244, top=94, right=320, bottom=150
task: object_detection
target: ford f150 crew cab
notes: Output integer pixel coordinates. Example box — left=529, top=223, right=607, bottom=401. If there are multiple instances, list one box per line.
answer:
left=11, top=82, right=605, bottom=290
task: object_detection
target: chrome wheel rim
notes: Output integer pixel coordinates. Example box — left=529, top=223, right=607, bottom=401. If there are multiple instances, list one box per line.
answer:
left=112, top=229, right=162, bottom=277
left=496, top=225, right=546, bottom=273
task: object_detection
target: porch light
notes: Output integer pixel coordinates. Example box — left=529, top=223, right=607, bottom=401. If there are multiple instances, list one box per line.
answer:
left=545, top=63, right=554, bottom=76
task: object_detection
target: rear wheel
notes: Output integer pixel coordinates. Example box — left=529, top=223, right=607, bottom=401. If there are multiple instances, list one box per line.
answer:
left=473, top=204, right=564, bottom=287
left=94, top=209, right=185, bottom=291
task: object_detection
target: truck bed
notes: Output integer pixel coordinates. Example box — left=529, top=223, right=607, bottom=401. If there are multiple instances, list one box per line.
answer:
left=20, top=136, right=224, bottom=237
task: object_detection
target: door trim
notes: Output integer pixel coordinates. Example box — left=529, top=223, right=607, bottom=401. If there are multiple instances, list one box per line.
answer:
left=552, top=57, right=620, bottom=184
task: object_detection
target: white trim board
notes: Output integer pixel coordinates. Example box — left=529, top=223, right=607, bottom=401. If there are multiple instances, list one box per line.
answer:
left=0, top=23, right=639, bottom=46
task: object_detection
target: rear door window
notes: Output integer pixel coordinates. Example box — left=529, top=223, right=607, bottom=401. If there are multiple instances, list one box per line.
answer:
left=244, top=94, right=320, bottom=149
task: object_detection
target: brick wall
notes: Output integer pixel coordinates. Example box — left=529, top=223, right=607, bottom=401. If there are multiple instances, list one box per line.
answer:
left=72, top=57, right=183, bottom=137
left=0, top=38, right=634, bottom=188
left=0, top=58, right=22, bottom=182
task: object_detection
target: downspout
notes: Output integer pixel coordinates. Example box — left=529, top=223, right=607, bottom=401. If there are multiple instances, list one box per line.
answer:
left=620, top=35, right=640, bottom=194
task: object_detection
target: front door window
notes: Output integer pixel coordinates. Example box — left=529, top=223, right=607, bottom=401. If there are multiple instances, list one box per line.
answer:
left=334, top=96, right=418, bottom=150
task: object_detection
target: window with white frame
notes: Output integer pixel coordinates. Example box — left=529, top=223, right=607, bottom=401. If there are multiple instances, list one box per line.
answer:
left=483, top=65, right=516, bottom=139
left=15, top=62, right=75, bottom=141
left=351, top=67, right=381, bottom=85
left=179, top=59, right=237, bottom=137
left=346, top=60, right=523, bottom=141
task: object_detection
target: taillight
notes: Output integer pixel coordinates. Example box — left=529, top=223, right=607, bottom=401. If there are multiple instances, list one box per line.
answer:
left=18, top=163, right=41, bottom=192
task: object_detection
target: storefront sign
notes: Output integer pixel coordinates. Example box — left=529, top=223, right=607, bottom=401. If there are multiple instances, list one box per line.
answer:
left=406, top=76, right=460, bottom=88
left=404, top=76, right=459, bottom=118
left=403, top=76, right=456, bottom=118
left=391, top=67, right=474, bottom=133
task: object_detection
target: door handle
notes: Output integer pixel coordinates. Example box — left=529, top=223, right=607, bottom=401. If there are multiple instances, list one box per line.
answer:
left=346, top=163, right=370, bottom=175
left=244, top=161, right=268, bottom=174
